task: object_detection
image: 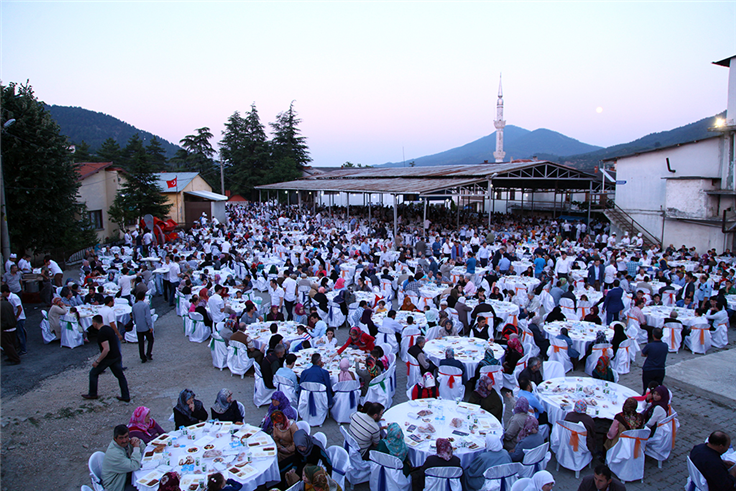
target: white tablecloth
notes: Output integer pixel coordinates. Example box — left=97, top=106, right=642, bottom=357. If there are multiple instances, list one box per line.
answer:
left=246, top=321, right=301, bottom=350
left=537, top=376, right=642, bottom=425
left=642, top=306, right=700, bottom=328
left=543, top=321, right=613, bottom=356
left=132, top=422, right=279, bottom=491
left=383, top=399, right=503, bottom=467
left=424, top=337, right=504, bottom=376
left=374, top=310, right=429, bottom=330
left=292, top=347, right=365, bottom=385
left=497, top=276, right=540, bottom=297
left=76, top=304, right=132, bottom=330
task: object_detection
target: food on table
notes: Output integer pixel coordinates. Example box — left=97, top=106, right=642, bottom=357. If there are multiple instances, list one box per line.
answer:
left=187, top=446, right=199, bottom=453
left=179, top=456, right=195, bottom=465
left=213, top=457, right=224, bottom=463
left=204, top=444, right=215, bottom=450
left=203, top=449, right=222, bottom=459
left=236, top=451, right=248, bottom=462
left=153, top=445, right=166, bottom=453
left=147, top=479, right=159, bottom=486
left=450, top=418, right=463, bottom=428
left=417, top=409, right=433, bottom=417
left=190, top=485, right=199, bottom=491
left=417, top=423, right=436, bottom=434
left=144, top=451, right=154, bottom=457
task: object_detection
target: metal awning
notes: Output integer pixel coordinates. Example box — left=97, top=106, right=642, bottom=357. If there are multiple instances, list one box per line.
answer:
left=184, top=190, right=229, bottom=201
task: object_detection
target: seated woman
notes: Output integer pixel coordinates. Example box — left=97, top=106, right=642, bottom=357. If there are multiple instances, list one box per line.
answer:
left=583, top=305, right=603, bottom=325
left=299, top=464, right=341, bottom=491
left=610, top=322, right=628, bottom=357
left=210, top=388, right=243, bottom=423
left=504, top=397, right=531, bottom=451
left=355, top=355, right=382, bottom=397
left=313, top=327, right=337, bottom=349
left=591, top=354, right=615, bottom=382
left=510, top=415, right=544, bottom=462
left=261, top=391, right=298, bottom=433
left=337, top=327, right=375, bottom=354
left=555, top=327, right=580, bottom=368
left=502, top=336, right=525, bottom=375
left=410, top=438, right=462, bottom=491
left=641, top=386, right=671, bottom=435
left=377, top=423, right=412, bottom=476
left=206, top=472, right=242, bottom=491
left=467, top=374, right=503, bottom=422
left=371, top=346, right=390, bottom=371
left=270, top=410, right=298, bottom=462
left=489, top=286, right=504, bottom=301
left=173, top=389, right=208, bottom=428
left=437, top=317, right=458, bottom=338
left=400, top=296, right=418, bottom=312
left=337, top=357, right=356, bottom=382
left=463, top=434, right=511, bottom=491
left=410, top=373, right=439, bottom=400
left=604, top=397, right=645, bottom=451
left=545, top=306, right=566, bottom=323
left=126, top=406, right=165, bottom=444
left=280, top=430, right=332, bottom=483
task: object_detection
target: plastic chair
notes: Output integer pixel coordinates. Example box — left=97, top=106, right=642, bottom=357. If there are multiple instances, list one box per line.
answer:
left=327, top=445, right=351, bottom=490
left=226, top=340, right=254, bottom=378
left=662, top=322, right=683, bottom=352
left=369, top=450, right=411, bottom=491
left=437, top=365, right=465, bottom=401
left=376, top=327, right=399, bottom=354
left=60, top=315, right=84, bottom=349
left=644, top=412, right=679, bottom=467
left=547, top=337, right=573, bottom=373
left=298, top=382, right=329, bottom=427
left=296, top=420, right=311, bottom=435
left=559, top=297, right=579, bottom=320
left=274, top=374, right=299, bottom=409
left=362, top=370, right=393, bottom=408
left=479, top=365, right=504, bottom=395
left=88, top=451, right=105, bottom=491
left=483, top=463, right=522, bottom=491
left=519, top=442, right=551, bottom=478
left=406, top=354, right=422, bottom=391
left=40, top=310, right=57, bottom=344
left=253, top=362, right=276, bottom=407
left=400, top=327, right=421, bottom=362
left=339, top=425, right=371, bottom=485
left=187, top=311, right=210, bottom=343
left=541, top=361, right=565, bottom=381
left=285, top=481, right=304, bottom=491
left=424, top=466, right=462, bottom=491
left=425, top=325, right=441, bottom=342
left=551, top=420, right=592, bottom=478
left=612, top=339, right=636, bottom=375
left=605, top=428, right=649, bottom=483
left=313, top=431, right=328, bottom=448
left=510, top=478, right=532, bottom=491
left=685, top=455, right=709, bottom=491
left=331, top=380, right=361, bottom=424
left=585, top=343, right=613, bottom=376
left=209, top=331, right=228, bottom=370
left=712, top=320, right=729, bottom=349
left=684, top=321, right=712, bottom=354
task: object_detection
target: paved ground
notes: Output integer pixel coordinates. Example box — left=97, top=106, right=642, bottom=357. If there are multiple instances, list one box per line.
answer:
left=2, top=283, right=736, bottom=490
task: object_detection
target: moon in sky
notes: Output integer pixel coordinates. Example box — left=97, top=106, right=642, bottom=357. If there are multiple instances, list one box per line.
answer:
left=596, top=107, right=604, bottom=113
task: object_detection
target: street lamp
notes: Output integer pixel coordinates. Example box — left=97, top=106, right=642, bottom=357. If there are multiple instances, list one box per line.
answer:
left=0, top=118, right=17, bottom=271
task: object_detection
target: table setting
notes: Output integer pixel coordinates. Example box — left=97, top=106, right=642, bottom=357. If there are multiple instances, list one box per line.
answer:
left=642, top=305, right=700, bottom=328
left=245, top=321, right=301, bottom=350
left=543, top=320, right=614, bottom=356
left=423, top=336, right=504, bottom=376
left=132, top=421, right=279, bottom=491
left=291, top=346, right=367, bottom=384
left=75, top=303, right=133, bottom=330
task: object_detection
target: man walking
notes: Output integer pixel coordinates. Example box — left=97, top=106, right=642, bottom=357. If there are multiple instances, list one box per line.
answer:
left=131, top=291, right=154, bottom=363
left=1, top=294, right=20, bottom=365
left=641, top=327, right=668, bottom=392
left=2, top=285, right=26, bottom=355
left=83, top=315, right=130, bottom=402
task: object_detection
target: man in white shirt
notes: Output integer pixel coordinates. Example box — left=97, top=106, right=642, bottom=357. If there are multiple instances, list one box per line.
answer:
left=44, top=255, right=64, bottom=287
left=604, top=262, right=618, bottom=288
left=17, top=254, right=32, bottom=274
left=4, top=253, right=17, bottom=274
left=282, top=274, right=297, bottom=321
left=142, top=229, right=153, bottom=256
left=165, top=255, right=181, bottom=307
left=554, top=251, right=574, bottom=281
left=2, top=285, right=27, bottom=354
left=269, top=279, right=285, bottom=313
left=207, top=284, right=227, bottom=324
left=117, top=268, right=138, bottom=305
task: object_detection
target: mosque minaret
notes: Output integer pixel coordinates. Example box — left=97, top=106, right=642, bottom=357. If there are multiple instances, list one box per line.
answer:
left=493, top=74, right=506, bottom=163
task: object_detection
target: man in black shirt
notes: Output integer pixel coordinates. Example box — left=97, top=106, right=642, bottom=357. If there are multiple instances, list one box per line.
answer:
left=260, top=343, right=285, bottom=389
left=690, top=431, right=736, bottom=491
left=83, top=315, right=130, bottom=402
left=641, top=327, right=668, bottom=392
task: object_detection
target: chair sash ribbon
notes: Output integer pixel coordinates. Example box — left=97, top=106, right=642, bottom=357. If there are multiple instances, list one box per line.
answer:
left=568, top=428, right=587, bottom=452
left=621, top=434, right=646, bottom=458
left=377, top=465, right=388, bottom=491
left=308, top=390, right=317, bottom=416
left=692, top=325, right=708, bottom=344
left=552, top=345, right=567, bottom=353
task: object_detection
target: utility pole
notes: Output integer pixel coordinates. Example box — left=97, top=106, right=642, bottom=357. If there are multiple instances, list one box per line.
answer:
left=219, top=151, right=225, bottom=195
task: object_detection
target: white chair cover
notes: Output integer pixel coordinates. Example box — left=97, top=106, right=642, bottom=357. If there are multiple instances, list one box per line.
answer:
left=627, top=317, right=648, bottom=345
left=227, top=340, right=254, bottom=378
left=376, top=327, right=399, bottom=354
left=424, top=466, right=462, bottom=491
left=712, top=320, right=729, bottom=349
left=274, top=374, right=299, bottom=409
left=41, top=310, right=57, bottom=344
left=684, top=321, right=712, bottom=354
left=313, top=432, right=328, bottom=448
left=425, top=325, right=441, bottom=342
left=88, top=451, right=105, bottom=491
left=542, top=361, right=565, bottom=381
left=437, top=365, right=465, bottom=401
left=585, top=343, right=613, bottom=376
left=510, top=478, right=532, bottom=491
left=253, top=362, right=276, bottom=407
left=331, top=380, right=360, bottom=423
left=369, top=451, right=411, bottom=491
left=400, top=327, right=421, bottom=362
left=296, top=421, right=311, bottom=434
left=209, top=331, right=228, bottom=370
left=82, top=485, right=94, bottom=491
left=298, top=381, right=329, bottom=426
left=644, top=412, right=679, bottom=465
left=483, top=463, right=522, bottom=491
left=339, top=425, right=371, bottom=485
left=327, top=445, right=351, bottom=490
left=662, top=322, right=683, bottom=352
left=479, top=365, right=504, bottom=395
left=380, top=279, right=394, bottom=303
left=559, top=297, right=579, bottom=320
left=550, top=420, right=592, bottom=477
left=605, top=428, right=649, bottom=482
left=685, top=455, right=709, bottom=491
left=612, top=339, right=636, bottom=375
left=327, top=301, right=347, bottom=329
left=60, top=315, right=84, bottom=349
left=519, top=442, right=551, bottom=478
left=547, top=337, right=573, bottom=373
left=406, top=354, right=422, bottom=391
left=187, top=312, right=210, bottom=343
left=362, top=369, right=393, bottom=408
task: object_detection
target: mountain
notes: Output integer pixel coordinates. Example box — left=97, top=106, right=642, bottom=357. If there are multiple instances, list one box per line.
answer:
left=378, top=125, right=602, bottom=167
left=45, top=105, right=182, bottom=158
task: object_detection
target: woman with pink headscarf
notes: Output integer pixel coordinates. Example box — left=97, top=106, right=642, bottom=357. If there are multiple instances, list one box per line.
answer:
left=337, top=358, right=355, bottom=382
left=127, top=406, right=165, bottom=443
left=410, top=438, right=462, bottom=491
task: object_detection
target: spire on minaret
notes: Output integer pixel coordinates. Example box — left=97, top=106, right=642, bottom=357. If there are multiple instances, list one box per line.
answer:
left=493, top=73, right=506, bottom=163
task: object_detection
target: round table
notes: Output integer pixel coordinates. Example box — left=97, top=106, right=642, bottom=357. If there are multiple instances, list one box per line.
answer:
left=486, top=300, right=520, bottom=329
left=537, top=376, right=642, bottom=425
left=383, top=399, right=503, bottom=467
left=642, top=306, right=699, bottom=328
left=424, top=337, right=504, bottom=376
left=292, top=346, right=366, bottom=385
left=374, top=310, right=429, bottom=331
left=543, top=321, right=614, bottom=357
left=245, top=321, right=301, bottom=350
left=132, top=422, right=279, bottom=491
left=76, top=304, right=132, bottom=330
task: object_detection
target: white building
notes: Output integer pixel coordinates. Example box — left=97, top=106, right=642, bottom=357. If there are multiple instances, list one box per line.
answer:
left=605, top=54, right=736, bottom=252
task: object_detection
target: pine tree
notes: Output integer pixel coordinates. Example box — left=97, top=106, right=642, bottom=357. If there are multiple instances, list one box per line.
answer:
left=179, top=127, right=218, bottom=188
left=270, top=101, right=311, bottom=171
left=96, top=137, right=122, bottom=163
left=146, top=136, right=168, bottom=170
left=1, top=82, right=98, bottom=254
left=221, top=105, right=271, bottom=197
left=71, top=141, right=97, bottom=163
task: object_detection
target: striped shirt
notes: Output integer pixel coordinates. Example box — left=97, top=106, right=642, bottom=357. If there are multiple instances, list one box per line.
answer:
left=349, top=412, right=380, bottom=455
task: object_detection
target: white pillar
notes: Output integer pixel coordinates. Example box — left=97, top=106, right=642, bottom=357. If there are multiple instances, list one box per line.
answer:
left=393, top=194, right=398, bottom=248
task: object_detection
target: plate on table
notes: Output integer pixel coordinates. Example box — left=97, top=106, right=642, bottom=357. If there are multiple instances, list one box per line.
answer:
left=136, top=470, right=163, bottom=487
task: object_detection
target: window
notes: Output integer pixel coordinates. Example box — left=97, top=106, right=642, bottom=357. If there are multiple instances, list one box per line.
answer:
left=88, top=210, right=103, bottom=230
left=509, top=190, right=516, bottom=201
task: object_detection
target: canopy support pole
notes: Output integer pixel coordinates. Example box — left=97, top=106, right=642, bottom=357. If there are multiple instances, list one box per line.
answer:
left=346, top=192, right=350, bottom=230
left=423, top=198, right=428, bottom=232
left=587, top=181, right=593, bottom=225
left=393, top=194, right=398, bottom=248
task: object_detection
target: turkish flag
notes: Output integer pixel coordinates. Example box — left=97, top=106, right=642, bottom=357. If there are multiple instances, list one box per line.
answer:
left=166, top=177, right=177, bottom=188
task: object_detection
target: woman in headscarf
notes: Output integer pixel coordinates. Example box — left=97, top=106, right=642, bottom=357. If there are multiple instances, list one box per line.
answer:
left=262, top=391, right=298, bottom=433
left=563, top=400, right=597, bottom=455
left=510, top=415, right=544, bottom=462
left=524, top=470, right=555, bottom=491
left=281, top=429, right=332, bottom=482
left=504, top=396, right=531, bottom=451
left=360, top=307, right=377, bottom=337
left=438, top=317, right=458, bottom=338
left=271, top=410, right=298, bottom=462
left=604, top=397, right=645, bottom=450
left=334, top=277, right=346, bottom=291
left=502, top=335, right=525, bottom=375
left=410, top=438, right=462, bottom=491
left=463, top=434, right=511, bottom=491
left=195, top=288, right=213, bottom=327
left=173, top=389, right=208, bottom=428
left=400, top=296, right=418, bottom=312
left=467, top=374, right=503, bottom=422
left=337, top=357, right=356, bottom=382
left=210, top=388, right=243, bottom=423
left=126, top=406, right=165, bottom=443
left=545, top=306, right=566, bottom=323
left=592, top=354, right=615, bottom=382
left=500, top=322, right=520, bottom=342
left=302, top=464, right=341, bottom=491
left=642, top=385, right=671, bottom=433
left=337, top=326, right=375, bottom=354
left=610, top=321, right=628, bottom=355
left=410, top=372, right=439, bottom=400
left=313, top=287, right=329, bottom=313
left=157, top=472, right=181, bottom=491
left=355, top=355, right=382, bottom=396
left=377, top=423, right=411, bottom=475
left=583, top=305, right=602, bottom=325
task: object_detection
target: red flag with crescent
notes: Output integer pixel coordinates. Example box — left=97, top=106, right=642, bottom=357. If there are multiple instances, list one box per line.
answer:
left=166, top=177, right=177, bottom=188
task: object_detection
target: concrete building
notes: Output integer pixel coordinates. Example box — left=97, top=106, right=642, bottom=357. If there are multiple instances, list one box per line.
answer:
left=154, top=172, right=228, bottom=226
left=76, top=162, right=125, bottom=242
left=605, top=54, right=736, bottom=252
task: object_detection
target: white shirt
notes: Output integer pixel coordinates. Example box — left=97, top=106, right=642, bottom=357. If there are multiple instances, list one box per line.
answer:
left=604, top=264, right=617, bottom=284
left=98, top=305, right=117, bottom=328
left=166, top=261, right=181, bottom=283
left=554, top=256, right=573, bottom=275
left=7, top=292, right=25, bottom=321
left=282, top=277, right=297, bottom=302
left=143, top=232, right=153, bottom=245
left=270, top=286, right=285, bottom=308
left=18, top=258, right=32, bottom=273
left=47, top=259, right=63, bottom=276
left=221, top=241, right=231, bottom=254
left=208, top=293, right=226, bottom=324
left=118, top=274, right=136, bottom=297
left=381, top=317, right=404, bottom=334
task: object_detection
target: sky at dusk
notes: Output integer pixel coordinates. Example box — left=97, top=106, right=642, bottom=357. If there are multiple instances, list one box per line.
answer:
left=2, top=1, right=735, bottom=167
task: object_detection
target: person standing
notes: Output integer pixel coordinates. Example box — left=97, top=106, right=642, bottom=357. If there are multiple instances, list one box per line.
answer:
left=282, top=273, right=297, bottom=321
left=44, top=254, right=64, bottom=287
left=2, top=284, right=26, bottom=355
left=166, top=255, right=181, bottom=307
left=2, top=264, right=23, bottom=294
left=131, top=291, right=154, bottom=363
left=641, top=327, right=668, bottom=392
left=602, top=279, right=625, bottom=324
left=1, top=294, right=20, bottom=365
left=101, top=424, right=142, bottom=491
left=83, top=315, right=130, bottom=402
